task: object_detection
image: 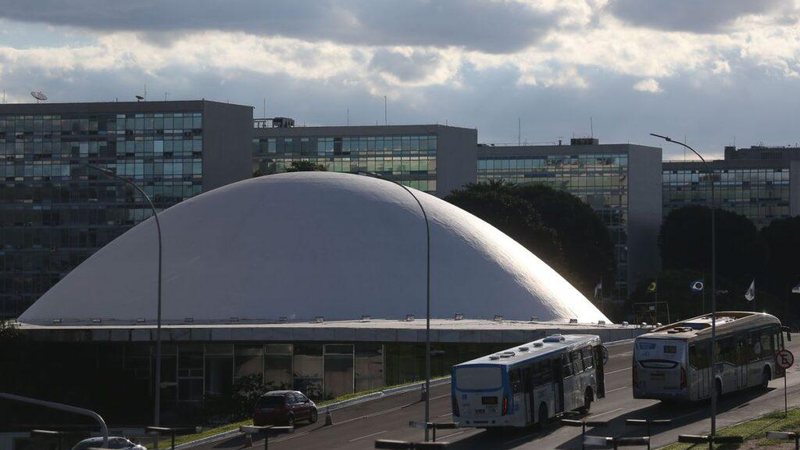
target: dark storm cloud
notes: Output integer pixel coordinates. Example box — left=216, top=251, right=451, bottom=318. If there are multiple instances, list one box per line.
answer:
left=607, top=0, right=787, bottom=33
left=0, top=0, right=556, bottom=53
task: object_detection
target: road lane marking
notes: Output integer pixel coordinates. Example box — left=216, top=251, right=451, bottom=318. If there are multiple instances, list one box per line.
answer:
left=606, top=339, right=635, bottom=347
left=432, top=393, right=450, bottom=400
left=435, top=412, right=452, bottom=418
left=605, top=386, right=629, bottom=394
left=587, top=407, right=623, bottom=419
left=349, top=430, right=387, bottom=442
left=606, top=367, right=631, bottom=375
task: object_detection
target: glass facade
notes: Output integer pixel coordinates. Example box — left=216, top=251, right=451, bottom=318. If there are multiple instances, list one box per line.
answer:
left=252, top=134, right=438, bottom=193
left=662, top=166, right=791, bottom=228
left=0, top=111, right=205, bottom=317
left=477, top=152, right=630, bottom=297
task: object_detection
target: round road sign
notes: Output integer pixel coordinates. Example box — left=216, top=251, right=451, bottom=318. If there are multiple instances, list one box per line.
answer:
left=776, top=349, right=794, bottom=369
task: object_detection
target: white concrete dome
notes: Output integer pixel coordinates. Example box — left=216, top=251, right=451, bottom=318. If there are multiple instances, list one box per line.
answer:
left=19, top=172, right=609, bottom=325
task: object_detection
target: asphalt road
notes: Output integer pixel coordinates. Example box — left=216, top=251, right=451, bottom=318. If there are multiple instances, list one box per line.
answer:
left=194, top=335, right=800, bottom=450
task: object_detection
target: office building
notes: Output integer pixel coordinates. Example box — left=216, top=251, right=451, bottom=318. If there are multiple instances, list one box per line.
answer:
left=252, top=120, right=477, bottom=196
left=477, top=138, right=663, bottom=299
left=0, top=100, right=253, bottom=318
left=663, top=146, right=800, bottom=228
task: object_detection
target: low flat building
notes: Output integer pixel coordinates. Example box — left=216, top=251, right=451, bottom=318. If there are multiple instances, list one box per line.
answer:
left=663, top=145, right=800, bottom=228
left=252, top=120, right=477, bottom=196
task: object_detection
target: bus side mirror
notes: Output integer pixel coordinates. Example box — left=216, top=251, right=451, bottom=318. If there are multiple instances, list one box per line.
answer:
left=783, top=326, right=792, bottom=342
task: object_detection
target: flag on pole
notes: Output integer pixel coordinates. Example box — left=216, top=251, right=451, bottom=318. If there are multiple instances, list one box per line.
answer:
left=594, top=281, right=602, bottom=299
left=744, top=279, right=755, bottom=302
left=647, top=281, right=657, bottom=293
left=690, top=280, right=704, bottom=292
left=792, top=281, right=800, bottom=294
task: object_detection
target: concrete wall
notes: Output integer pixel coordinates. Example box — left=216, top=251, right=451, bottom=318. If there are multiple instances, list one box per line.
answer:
left=201, top=101, right=253, bottom=191
left=627, top=145, right=663, bottom=290
left=435, top=126, right=477, bottom=196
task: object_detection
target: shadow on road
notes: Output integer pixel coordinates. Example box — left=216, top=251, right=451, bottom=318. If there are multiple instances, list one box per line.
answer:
left=445, top=386, right=775, bottom=450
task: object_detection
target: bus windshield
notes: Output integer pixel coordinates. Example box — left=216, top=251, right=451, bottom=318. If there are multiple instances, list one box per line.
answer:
left=455, top=366, right=503, bottom=391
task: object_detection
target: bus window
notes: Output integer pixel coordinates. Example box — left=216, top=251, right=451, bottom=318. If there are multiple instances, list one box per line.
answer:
left=510, top=368, right=522, bottom=394
left=582, top=347, right=594, bottom=370
left=761, top=331, right=774, bottom=355
left=562, top=354, right=573, bottom=377
left=716, top=338, right=736, bottom=364
left=689, top=342, right=710, bottom=369
left=571, top=351, right=584, bottom=374
left=532, top=360, right=553, bottom=387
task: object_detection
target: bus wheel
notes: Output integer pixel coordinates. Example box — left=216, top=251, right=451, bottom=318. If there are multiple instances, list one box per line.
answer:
left=761, top=367, right=771, bottom=390
left=579, top=388, right=593, bottom=414
left=537, top=403, right=548, bottom=430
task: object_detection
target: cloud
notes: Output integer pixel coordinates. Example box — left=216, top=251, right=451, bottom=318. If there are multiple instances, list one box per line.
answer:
left=0, top=0, right=558, bottom=53
left=633, top=78, right=662, bottom=93
left=606, top=0, right=790, bottom=33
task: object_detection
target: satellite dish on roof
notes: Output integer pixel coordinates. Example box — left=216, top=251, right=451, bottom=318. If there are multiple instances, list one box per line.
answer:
left=135, top=95, right=144, bottom=102
left=31, top=91, right=48, bottom=102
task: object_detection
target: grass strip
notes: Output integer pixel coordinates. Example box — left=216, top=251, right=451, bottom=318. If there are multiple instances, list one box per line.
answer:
left=144, top=376, right=448, bottom=449
left=660, top=407, right=800, bottom=449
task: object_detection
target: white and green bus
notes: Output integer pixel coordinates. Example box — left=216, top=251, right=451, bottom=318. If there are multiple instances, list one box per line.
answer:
left=633, top=311, right=791, bottom=402
left=452, top=334, right=606, bottom=428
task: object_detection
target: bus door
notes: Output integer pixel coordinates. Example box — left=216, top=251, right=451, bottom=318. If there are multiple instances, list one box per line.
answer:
left=736, top=336, right=748, bottom=388
left=594, top=345, right=606, bottom=398
left=552, top=357, right=564, bottom=414
left=689, top=342, right=711, bottom=400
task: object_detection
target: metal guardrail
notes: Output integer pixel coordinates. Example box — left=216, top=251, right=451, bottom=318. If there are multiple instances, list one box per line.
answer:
left=146, top=426, right=201, bottom=450
left=678, top=434, right=744, bottom=449
left=239, top=425, right=293, bottom=449
left=561, top=419, right=609, bottom=450
left=408, top=422, right=459, bottom=442
left=583, top=435, right=650, bottom=449
left=624, top=419, right=671, bottom=437
left=766, top=431, right=799, bottom=450
left=374, top=439, right=449, bottom=449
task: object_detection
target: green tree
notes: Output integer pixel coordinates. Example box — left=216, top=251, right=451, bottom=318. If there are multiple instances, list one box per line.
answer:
left=515, top=184, right=616, bottom=296
left=446, top=181, right=563, bottom=267
left=760, top=216, right=800, bottom=325
left=445, top=181, right=615, bottom=303
left=286, top=161, right=327, bottom=172
left=656, top=206, right=768, bottom=316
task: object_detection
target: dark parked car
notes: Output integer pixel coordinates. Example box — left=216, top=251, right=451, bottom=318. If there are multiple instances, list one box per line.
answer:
left=253, top=390, right=318, bottom=426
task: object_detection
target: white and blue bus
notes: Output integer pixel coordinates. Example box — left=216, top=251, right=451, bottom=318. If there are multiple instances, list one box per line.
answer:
left=451, top=334, right=606, bottom=428
left=633, top=311, right=791, bottom=402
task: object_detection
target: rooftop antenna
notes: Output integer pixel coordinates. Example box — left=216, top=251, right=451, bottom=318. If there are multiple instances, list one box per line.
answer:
left=144, top=83, right=147, bottom=101
left=590, top=117, right=594, bottom=138
left=30, top=91, right=48, bottom=103
left=518, top=117, right=521, bottom=146
left=263, top=98, right=266, bottom=118
left=164, top=92, right=169, bottom=101
left=384, top=95, right=388, bottom=125
left=347, top=107, right=350, bottom=126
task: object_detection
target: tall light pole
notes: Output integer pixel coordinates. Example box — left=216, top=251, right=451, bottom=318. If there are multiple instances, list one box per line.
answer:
left=359, top=172, right=431, bottom=441
left=650, top=133, right=718, bottom=436
left=86, top=164, right=164, bottom=427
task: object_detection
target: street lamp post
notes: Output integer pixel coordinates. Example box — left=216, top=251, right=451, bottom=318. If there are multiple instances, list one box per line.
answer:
left=650, top=134, right=717, bottom=436
left=86, top=164, right=164, bottom=427
left=359, top=172, right=431, bottom=441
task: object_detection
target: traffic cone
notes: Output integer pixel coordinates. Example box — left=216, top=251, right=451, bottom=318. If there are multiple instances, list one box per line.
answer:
left=324, top=408, right=333, bottom=426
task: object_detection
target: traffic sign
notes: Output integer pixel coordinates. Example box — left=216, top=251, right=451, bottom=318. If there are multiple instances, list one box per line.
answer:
left=776, top=349, right=794, bottom=369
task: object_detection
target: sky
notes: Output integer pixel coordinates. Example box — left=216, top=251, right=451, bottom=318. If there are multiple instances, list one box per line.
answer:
left=1, top=0, right=799, bottom=159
